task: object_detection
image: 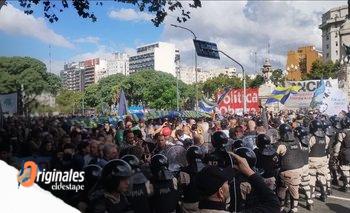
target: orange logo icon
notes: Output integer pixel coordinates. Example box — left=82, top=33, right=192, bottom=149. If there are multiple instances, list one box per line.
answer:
left=17, top=161, right=38, bottom=188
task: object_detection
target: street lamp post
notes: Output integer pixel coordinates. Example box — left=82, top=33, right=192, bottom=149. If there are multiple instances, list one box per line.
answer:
left=170, top=24, right=198, bottom=111
left=217, top=50, right=247, bottom=113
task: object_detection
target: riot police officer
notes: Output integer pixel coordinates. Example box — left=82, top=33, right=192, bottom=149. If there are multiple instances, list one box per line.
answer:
left=149, top=154, right=179, bottom=213
left=294, top=126, right=313, bottom=210
left=276, top=124, right=304, bottom=213
left=121, top=155, right=151, bottom=213
left=323, top=119, right=337, bottom=195
left=179, top=145, right=205, bottom=212
left=338, top=117, right=350, bottom=192
left=330, top=115, right=342, bottom=185
left=77, top=164, right=102, bottom=212
left=255, top=134, right=279, bottom=191
left=308, top=119, right=330, bottom=202
left=204, top=131, right=234, bottom=168
left=87, top=159, right=133, bottom=213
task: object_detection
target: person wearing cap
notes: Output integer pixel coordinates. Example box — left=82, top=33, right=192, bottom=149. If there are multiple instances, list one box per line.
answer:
left=196, top=153, right=280, bottom=213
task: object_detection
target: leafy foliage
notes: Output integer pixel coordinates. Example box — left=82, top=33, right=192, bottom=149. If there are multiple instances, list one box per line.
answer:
left=301, top=59, right=340, bottom=80
left=56, top=89, right=83, bottom=114
left=202, top=74, right=242, bottom=98
left=13, top=0, right=202, bottom=27
left=270, top=69, right=285, bottom=86
left=0, top=57, right=62, bottom=109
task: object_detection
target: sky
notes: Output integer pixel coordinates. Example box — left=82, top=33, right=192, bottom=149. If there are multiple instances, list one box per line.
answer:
left=0, top=0, right=347, bottom=75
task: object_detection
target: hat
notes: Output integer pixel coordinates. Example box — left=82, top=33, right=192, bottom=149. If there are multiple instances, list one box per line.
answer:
left=196, top=166, right=235, bottom=197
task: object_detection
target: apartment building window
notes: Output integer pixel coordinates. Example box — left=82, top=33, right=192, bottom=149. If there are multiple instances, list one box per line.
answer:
left=336, top=41, right=338, bottom=46
left=326, top=34, right=329, bottom=40
left=336, top=50, right=338, bottom=55
left=335, top=32, right=338, bottom=38
left=326, top=44, right=329, bottom=49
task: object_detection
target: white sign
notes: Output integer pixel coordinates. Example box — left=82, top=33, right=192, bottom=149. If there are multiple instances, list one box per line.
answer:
left=0, top=93, right=17, bottom=114
left=284, top=79, right=338, bottom=109
left=320, top=87, right=348, bottom=116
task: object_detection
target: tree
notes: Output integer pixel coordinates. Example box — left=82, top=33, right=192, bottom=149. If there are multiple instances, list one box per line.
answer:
left=247, top=75, right=264, bottom=88
left=302, top=59, right=340, bottom=80
left=97, top=74, right=126, bottom=106
left=0, top=57, right=61, bottom=111
left=270, top=69, right=285, bottom=86
left=56, top=89, right=83, bottom=114
left=84, top=84, right=99, bottom=108
left=2, top=0, right=202, bottom=27
left=202, top=74, right=243, bottom=99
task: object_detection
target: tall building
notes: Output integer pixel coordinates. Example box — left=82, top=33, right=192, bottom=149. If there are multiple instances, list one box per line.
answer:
left=95, top=52, right=129, bottom=82
left=129, top=42, right=179, bottom=76
left=286, top=46, right=322, bottom=81
left=319, top=5, right=348, bottom=62
left=60, top=62, right=81, bottom=91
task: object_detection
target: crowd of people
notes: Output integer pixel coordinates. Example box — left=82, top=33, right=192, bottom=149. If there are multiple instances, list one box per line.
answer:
left=0, top=109, right=349, bottom=213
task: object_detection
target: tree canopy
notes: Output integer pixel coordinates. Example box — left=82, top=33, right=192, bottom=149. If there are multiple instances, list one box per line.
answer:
left=1, top=0, right=202, bottom=27
left=301, top=59, right=340, bottom=80
left=270, top=69, right=285, bottom=86
left=0, top=57, right=62, bottom=109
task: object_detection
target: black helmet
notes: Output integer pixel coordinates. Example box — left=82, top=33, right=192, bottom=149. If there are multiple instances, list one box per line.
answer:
left=309, top=119, right=325, bottom=137
left=150, top=154, right=173, bottom=180
left=323, top=120, right=336, bottom=136
left=330, top=116, right=342, bottom=130
left=341, top=116, right=350, bottom=129
left=278, top=124, right=294, bottom=142
left=186, top=145, right=205, bottom=172
left=256, top=134, right=271, bottom=150
left=83, top=164, right=102, bottom=189
left=186, top=145, right=204, bottom=163
left=121, top=154, right=141, bottom=170
left=204, top=150, right=234, bottom=168
left=235, top=147, right=257, bottom=168
left=294, top=126, right=309, bottom=147
left=101, top=159, right=132, bottom=191
left=211, top=131, right=229, bottom=149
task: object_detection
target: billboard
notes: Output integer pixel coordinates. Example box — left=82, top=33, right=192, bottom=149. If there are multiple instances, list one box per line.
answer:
left=0, top=93, right=17, bottom=114
left=284, top=79, right=338, bottom=109
left=218, top=88, right=259, bottom=114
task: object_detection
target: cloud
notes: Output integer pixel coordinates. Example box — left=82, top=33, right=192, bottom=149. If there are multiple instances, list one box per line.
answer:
left=70, top=45, right=115, bottom=62
left=0, top=4, right=74, bottom=48
left=74, top=36, right=100, bottom=45
left=108, top=8, right=153, bottom=22
left=162, top=1, right=346, bottom=73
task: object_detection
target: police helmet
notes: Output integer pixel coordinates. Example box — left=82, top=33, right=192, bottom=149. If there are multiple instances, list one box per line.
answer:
left=309, top=119, right=325, bottom=137
left=101, top=159, right=132, bottom=191
left=83, top=164, right=102, bottom=189
left=186, top=145, right=204, bottom=163
left=211, top=131, right=229, bottom=149
left=278, top=124, right=294, bottom=142
left=235, top=147, right=257, bottom=168
left=294, top=126, right=309, bottom=147
left=150, top=154, right=173, bottom=180
left=121, top=154, right=141, bottom=170
left=341, top=116, right=350, bottom=129
left=331, top=116, right=342, bottom=130
left=323, top=120, right=336, bottom=136
left=256, top=134, right=271, bottom=150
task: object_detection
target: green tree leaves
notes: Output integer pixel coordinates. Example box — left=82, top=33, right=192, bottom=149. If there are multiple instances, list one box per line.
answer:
left=270, top=69, right=285, bottom=86
left=302, top=59, right=340, bottom=80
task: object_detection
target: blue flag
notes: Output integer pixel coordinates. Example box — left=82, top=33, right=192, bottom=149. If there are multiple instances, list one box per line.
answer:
left=118, top=89, right=128, bottom=117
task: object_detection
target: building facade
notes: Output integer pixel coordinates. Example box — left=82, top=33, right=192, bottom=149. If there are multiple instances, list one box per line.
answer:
left=319, top=5, right=348, bottom=62
left=179, top=67, right=236, bottom=84
left=95, top=53, right=129, bottom=82
left=129, top=42, right=179, bottom=76
left=286, top=46, right=322, bottom=81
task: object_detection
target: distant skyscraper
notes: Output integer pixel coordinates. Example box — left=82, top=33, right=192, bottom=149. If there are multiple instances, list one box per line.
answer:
left=319, top=5, right=348, bottom=62
left=129, top=42, right=179, bottom=76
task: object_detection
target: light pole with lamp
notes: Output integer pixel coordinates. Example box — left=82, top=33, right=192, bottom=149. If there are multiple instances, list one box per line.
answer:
left=170, top=24, right=198, bottom=111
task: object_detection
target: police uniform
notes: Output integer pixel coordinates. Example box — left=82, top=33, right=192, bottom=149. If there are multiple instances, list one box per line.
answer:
left=150, top=177, right=179, bottom=213
left=299, top=143, right=313, bottom=208
left=337, top=128, right=350, bottom=191
left=87, top=189, right=132, bottom=213
left=179, top=165, right=201, bottom=213
left=255, top=146, right=279, bottom=191
left=276, top=141, right=303, bottom=212
left=125, top=172, right=152, bottom=213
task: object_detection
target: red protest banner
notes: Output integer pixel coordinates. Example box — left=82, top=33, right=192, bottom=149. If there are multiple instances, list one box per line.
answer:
left=217, top=88, right=259, bottom=114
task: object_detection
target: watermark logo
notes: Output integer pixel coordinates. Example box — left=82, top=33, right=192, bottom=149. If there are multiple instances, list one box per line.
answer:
left=17, top=161, right=85, bottom=192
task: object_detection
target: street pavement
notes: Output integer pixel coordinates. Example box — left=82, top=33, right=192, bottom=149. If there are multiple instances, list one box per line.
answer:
left=297, top=185, right=350, bottom=213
